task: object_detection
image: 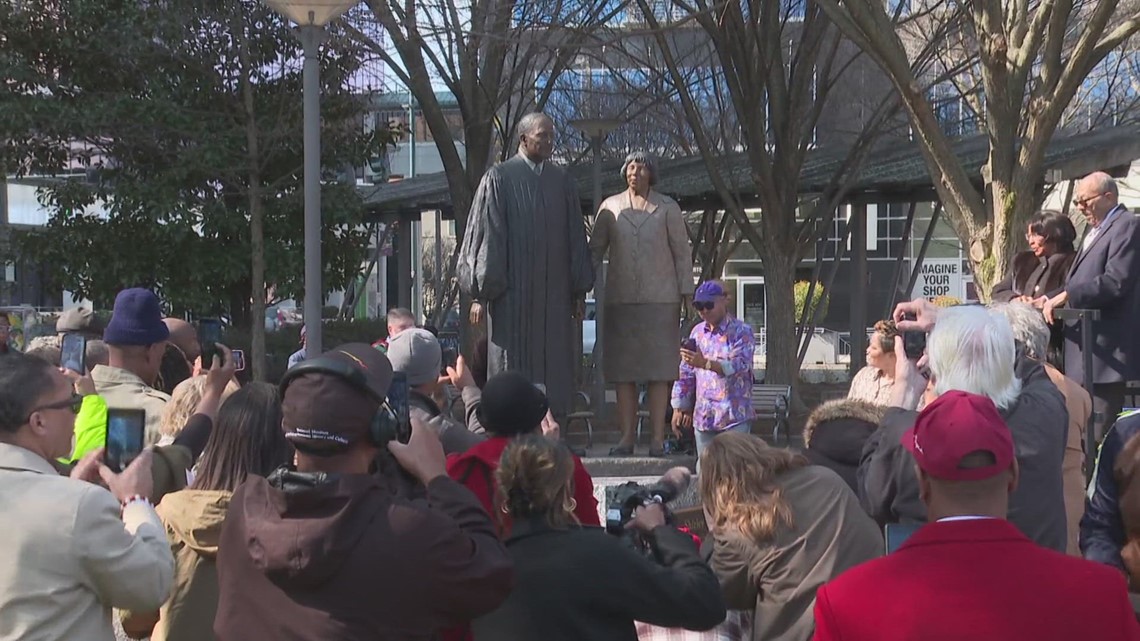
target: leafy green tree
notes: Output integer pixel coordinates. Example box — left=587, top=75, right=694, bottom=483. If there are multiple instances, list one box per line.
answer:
left=2, top=0, right=396, bottom=378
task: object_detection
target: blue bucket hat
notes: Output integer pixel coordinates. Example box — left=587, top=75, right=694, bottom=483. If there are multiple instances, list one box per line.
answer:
left=103, top=289, right=170, bottom=346
left=693, top=281, right=728, bottom=303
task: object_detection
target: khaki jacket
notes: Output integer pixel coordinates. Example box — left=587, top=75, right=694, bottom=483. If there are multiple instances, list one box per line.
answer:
left=591, top=190, right=694, bottom=305
left=148, top=490, right=230, bottom=641
left=0, top=443, right=174, bottom=641
left=708, top=465, right=881, bottom=641
left=92, top=364, right=171, bottom=446
left=1045, top=364, right=1091, bottom=556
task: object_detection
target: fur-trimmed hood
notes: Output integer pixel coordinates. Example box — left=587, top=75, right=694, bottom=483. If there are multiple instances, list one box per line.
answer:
left=803, top=398, right=887, bottom=447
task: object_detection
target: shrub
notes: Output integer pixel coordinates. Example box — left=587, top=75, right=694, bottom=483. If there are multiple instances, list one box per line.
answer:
left=794, top=281, right=829, bottom=323
left=931, top=295, right=962, bottom=308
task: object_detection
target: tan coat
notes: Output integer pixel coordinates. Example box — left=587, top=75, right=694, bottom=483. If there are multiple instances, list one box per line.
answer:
left=0, top=443, right=173, bottom=641
left=591, top=190, right=694, bottom=305
left=708, top=464, right=882, bottom=641
left=149, top=489, right=230, bottom=641
left=1045, top=364, right=1091, bottom=556
left=92, top=364, right=171, bottom=446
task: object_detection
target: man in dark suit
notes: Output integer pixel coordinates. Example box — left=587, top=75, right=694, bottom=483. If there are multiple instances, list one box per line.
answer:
left=814, top=391, right=1140, bottom=641
left=1042, top=171, right=1140, bottom=442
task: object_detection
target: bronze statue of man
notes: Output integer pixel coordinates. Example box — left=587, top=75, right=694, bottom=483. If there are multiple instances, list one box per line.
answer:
left=458, top=113, right=594, bottom=419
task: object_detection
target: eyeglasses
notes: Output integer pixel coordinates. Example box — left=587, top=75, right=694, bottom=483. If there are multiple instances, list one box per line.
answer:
left=1072, top=194, right=1103, bottom=208
left=27, top=393, right=84, bottom=419
left=692, top=301, right=715, bottom=311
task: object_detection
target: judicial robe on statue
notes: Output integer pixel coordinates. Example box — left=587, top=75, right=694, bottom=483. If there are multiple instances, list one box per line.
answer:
left=458, top=153, right=594, bottom=418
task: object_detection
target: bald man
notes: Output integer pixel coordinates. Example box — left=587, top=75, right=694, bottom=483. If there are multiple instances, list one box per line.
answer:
left=1042, top=172, right=1140, bottom=442
left=163, top=318, right=201, bottom=369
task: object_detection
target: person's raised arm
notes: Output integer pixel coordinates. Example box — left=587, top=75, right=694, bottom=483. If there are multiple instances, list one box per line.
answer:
left=447, top=355, right=485, bottom=435
left=389, top=418, right=514, bottom=622
left=173, top=345, right=236, bottom=460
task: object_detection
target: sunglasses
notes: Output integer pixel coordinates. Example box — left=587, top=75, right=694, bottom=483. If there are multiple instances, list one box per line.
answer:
left=692, top=301, right=716, bottom=311
left=26, top=392, right=85, bottom=421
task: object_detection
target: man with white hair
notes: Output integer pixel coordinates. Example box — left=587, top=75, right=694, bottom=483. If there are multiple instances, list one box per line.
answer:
left=993, top=301, right=1091, bottom=556
left=859, top=300, right=1069, bottom=551
left=1041, top=171, right=1140, bottom=443
left=457, top=112, right=594, bottom=420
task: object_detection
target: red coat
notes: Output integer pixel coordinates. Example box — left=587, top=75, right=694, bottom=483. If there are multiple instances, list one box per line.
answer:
left=446, top=436, right=601, bottom=533
left=813, top=519, right=1140, bottom=641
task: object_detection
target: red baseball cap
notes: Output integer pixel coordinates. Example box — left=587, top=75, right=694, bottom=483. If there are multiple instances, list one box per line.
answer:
left=901, top=390, right=1015, bottom=481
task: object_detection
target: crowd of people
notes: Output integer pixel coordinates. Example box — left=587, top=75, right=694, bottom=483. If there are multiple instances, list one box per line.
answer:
left=3, top=115, right=1140, bottom=641
left=3, top=283, right=1140, bottom=641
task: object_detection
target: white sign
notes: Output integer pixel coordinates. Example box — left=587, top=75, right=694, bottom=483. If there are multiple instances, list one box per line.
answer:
left=911, top=258, right=963, bottom=300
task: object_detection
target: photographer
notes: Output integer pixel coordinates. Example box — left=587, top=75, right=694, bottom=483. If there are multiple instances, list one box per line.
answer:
left=472, top=435, right=726, bottom=641
left=701, top=432, right=880, bottom=641
left=0, top=351, right=174, bottom=640
left=387, top=327, right=485, bottom=454
left=858, top=300, right=1068, bottom=551
left=214, top=344, right=513, bottom=641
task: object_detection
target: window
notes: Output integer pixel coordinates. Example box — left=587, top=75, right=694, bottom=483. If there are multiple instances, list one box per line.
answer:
left=927, top=81, right=978, bottom=138
left=782, top=0, right=805, bottom=20
left=887, top=0, right=911, bottom=18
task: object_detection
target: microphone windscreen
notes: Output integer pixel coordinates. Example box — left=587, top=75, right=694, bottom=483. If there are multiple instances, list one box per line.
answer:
left=660, top=466, right=692, bottom=493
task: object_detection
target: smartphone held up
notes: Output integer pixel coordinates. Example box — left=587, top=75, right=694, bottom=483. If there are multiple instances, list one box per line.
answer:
left=387, top=372, right=412, bottom=444
left=900, top=313, right=927, bottom=361
left=105, top=408, right=146, bottom=473
left=60, top=333, right=87, bottom=374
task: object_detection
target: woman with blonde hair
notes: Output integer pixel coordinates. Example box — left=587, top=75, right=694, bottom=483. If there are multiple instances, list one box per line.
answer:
left=700, top=432, right=880, bottom=641
left=847, top=319, right=900, bottom=406
left=471, top=435, right=725, bottom=641
left=158, top=376, right=239, bottom=445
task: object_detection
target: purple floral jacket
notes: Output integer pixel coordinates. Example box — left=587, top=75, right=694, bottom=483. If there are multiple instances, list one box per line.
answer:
left=671, top=315, right=755, bottom=432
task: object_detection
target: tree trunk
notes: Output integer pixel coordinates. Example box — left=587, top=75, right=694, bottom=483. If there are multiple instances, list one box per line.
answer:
left=236, top=8, right=266, bottom=380
left=760, top=248, right=799, bottom=396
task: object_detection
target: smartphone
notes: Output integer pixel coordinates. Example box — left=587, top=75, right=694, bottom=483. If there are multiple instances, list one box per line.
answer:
left=885, top=522, right=921, bottom=554
left=60, top=333, right=87, bottom=374
left=198, top=318, right=224, bottom=366
left=105, top=409, right=146, bottom=473
left=386, top=371, right=411, bottom=444
left=681, top=337, right=699, bottom=352
left=441, top=347, right=458, bottom=372
left=901, top=313, right=927, bottom=361
left=231, top=349, right=245, bottom=372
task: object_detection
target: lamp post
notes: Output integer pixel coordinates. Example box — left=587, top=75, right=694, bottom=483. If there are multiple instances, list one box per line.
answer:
left=569, top=118, right=621, bottom=422
left=263, top=0, right=358, bottom=357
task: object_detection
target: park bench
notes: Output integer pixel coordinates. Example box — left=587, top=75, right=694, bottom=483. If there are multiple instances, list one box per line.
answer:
left=753, top=383, right=792, bottom=446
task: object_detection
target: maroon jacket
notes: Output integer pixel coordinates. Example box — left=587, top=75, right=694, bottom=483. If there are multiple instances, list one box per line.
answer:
left=213, top=469, right=514, bottom=641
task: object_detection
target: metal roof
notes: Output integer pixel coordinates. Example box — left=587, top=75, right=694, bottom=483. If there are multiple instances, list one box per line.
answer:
left=359, top=125, right=1140, bottom=218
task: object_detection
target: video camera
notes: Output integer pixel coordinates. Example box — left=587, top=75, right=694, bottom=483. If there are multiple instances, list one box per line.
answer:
left=605, top=467, right=692, bottom=553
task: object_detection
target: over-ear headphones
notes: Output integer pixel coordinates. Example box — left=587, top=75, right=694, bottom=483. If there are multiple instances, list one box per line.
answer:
left=279, top=357, right=408, bottom=448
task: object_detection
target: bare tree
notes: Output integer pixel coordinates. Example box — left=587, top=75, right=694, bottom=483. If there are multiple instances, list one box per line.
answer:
left=814, top=0, right=1140, bottom=297
left=616, top=0, right=960, bottom=392
left=421, top=235, right=459, bottom=326
left=345, top=0, right=625, bottom=349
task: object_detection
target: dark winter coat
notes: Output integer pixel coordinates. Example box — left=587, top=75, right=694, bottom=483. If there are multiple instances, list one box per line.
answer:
left=803, top=399, right=886, bottom=493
